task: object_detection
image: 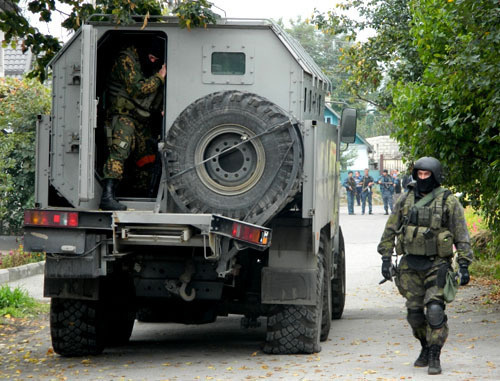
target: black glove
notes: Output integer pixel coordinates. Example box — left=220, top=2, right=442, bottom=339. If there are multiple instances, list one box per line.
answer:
left=381, top=257, right=393, bottom=281
left=458, top=263, right=470, bottom=286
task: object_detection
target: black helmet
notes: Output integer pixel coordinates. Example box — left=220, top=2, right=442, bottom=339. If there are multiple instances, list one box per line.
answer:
left=412, top=156, right=443, bottom=185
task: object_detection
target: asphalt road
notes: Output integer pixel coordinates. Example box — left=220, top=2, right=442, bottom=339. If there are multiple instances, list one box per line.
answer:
left=2, top=205, right=500, bottom=380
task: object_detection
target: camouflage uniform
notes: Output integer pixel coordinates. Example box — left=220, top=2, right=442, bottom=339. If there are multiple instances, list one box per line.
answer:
left=103, top=46, right=164, bottom=185
left=377, top=185, right=473, bottom=347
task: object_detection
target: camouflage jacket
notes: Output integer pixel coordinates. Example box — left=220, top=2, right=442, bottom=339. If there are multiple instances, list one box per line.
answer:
left=107, top=46, right=164, bottom=116
left=377, top=185, right=473, bottom=265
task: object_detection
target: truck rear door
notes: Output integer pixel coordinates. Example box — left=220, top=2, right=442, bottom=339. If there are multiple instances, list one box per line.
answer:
left=49, top=24, right=98, bottom=207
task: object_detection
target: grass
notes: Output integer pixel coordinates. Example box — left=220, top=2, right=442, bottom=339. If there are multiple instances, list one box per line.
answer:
left=0, top=285, right=48, bottom=318
left=0, top=244, right=44, bottom=269
left=464, top=206, right=500, bottom=283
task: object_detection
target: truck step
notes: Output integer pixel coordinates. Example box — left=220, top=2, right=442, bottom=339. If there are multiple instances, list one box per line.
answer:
left=120, top=225, right=193, bottom=244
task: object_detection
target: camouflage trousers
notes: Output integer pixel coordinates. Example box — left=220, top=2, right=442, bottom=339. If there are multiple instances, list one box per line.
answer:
left=103, top=115, right=156, bottom=191
left=394, top=255, right=450, bottom=347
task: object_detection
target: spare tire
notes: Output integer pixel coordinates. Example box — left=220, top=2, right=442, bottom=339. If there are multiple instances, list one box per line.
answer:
left=165, top=91, right=303, bottom=225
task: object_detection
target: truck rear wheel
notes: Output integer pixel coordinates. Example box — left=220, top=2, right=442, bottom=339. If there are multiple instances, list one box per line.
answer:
left=50, top=298, right=105, bottom=357
left=263, top=243, right=324, bottom=354
left=165, top=90, right=303, bottom=225
left=331, top=228, right=346, bottom=319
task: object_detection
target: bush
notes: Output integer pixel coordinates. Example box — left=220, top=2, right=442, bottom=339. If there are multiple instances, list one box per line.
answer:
left=0, top=77, right=51, bottom=234
left=465, top=207, right=500, bottom=280
left=0, top=244, right=45, bottom=269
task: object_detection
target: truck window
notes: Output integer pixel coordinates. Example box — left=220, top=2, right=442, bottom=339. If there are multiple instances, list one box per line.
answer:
left=211, top=52, right=245, bottom=75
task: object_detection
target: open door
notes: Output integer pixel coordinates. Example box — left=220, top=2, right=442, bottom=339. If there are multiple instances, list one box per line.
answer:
left=78, top=25, right=98, bottom=202
left=49, top=24, right=98, bottom=207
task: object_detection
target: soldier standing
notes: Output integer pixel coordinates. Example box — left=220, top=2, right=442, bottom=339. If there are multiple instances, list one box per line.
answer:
left=360, top=168, right=374, bottom=215
left=343, top=171, right=357, bottom=215
left=100, top=38, right=166, bottom=210
left=377, top=157, right=473, bottom=375
left=354, top=170, right=363, bottom=206
left=378, top=169, right=394, bottom=215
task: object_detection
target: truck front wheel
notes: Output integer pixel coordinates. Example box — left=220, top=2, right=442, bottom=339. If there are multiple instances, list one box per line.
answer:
left=263, top=241, right=325, bottom=354
left=50, top=298, right=105, bottom=357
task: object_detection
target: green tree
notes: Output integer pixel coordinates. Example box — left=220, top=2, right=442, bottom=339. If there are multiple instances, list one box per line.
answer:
left=282, top=17, right=349, bottom=103
left=391, top=0, right=500, bottom=244
left=312, top=0, right=423, bottom=111
left=283, top=18, right=391, bottom=138
left=0, top=78, right=51, bottom=234
left=0, top=0, right=217, bottom=81
left=313, top=0, right=500, bottom=244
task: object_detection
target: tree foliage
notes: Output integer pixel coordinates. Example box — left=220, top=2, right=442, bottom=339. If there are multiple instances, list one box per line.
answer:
left=283, top=18, right=388, bottom=138
left=391, top=0, right=500, bottom=243
left=0, top=78, right=51, bottom=234
left=311, top=0, right=422, bottom=110
left=0, top=0, right=217, bottom=81
left=313, top=0, right=500, bottom=243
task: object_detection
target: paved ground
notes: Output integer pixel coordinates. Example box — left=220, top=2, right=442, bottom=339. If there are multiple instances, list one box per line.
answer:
left=1, top=205, right=499, bottom=380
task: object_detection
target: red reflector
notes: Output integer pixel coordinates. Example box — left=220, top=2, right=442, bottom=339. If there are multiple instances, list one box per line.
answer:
left=24, top=210, right=79, bottom=228
left=68, top=212, right=79, bottom=227
left=231, top=222, right=265, bottom=245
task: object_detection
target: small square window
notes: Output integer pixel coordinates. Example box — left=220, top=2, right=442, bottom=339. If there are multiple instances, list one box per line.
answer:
left=211, top=52, right=246, bottom=75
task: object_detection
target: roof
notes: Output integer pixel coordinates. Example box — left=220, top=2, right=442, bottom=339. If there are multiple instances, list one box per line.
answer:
left=324, top=104, right=341, bottom=120
left=3, top=44, right=33, bottom=77
left=67, top=15, right=331, bottom=89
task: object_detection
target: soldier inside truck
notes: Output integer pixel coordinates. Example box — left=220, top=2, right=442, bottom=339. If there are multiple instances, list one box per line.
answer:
left=96, top=31, right=167, bottom=210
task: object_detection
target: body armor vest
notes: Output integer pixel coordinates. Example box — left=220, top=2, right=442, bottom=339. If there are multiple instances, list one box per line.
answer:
left=396, top=189, right=454, bottom=257
left=107, top=50, right=159, bottom=120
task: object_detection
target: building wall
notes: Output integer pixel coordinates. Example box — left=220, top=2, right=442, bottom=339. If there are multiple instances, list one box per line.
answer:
left=366, top=135, right=404, bottom=172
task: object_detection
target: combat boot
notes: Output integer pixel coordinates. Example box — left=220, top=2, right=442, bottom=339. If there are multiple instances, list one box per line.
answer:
left=428, top=344, right=442, bottom=375
left=100, top=179, right=127, bottom=211
left=414, top=339, right=429, bottom=367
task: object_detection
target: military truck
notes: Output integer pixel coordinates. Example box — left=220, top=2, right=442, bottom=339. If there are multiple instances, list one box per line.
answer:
left=23, top=15, right=356, bottom=356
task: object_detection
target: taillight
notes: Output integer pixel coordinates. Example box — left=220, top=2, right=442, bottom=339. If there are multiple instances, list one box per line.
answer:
left=24, top=210, right=79, bottom=228
left=231, top=222, right=269, bottom=245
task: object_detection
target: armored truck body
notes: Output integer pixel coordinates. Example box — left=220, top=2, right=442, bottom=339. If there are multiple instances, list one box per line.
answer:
left=24, top=17, right=356, bottom=356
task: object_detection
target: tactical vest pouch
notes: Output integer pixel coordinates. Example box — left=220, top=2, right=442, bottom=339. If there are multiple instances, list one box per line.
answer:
left=116, top=97, right=135, bottom=112
left=437, top=230, right=454, bottom=257
left=104, top=125, right=113, bottom=147
left=403, top=226, right=427, bottom=255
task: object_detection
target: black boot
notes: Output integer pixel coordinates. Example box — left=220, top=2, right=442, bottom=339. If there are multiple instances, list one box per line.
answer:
left=414, top=339, right=429, bottom=367
left=428, top=344, right=442, bottom=375
left=100, top=179, right=127, bottom=211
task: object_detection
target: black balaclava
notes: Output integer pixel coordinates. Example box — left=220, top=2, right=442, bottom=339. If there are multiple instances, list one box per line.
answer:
left=416, top=174, right=439, bottom=194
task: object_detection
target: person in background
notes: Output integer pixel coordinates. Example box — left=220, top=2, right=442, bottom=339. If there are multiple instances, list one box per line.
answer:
left=393, top=169, right=402, bottom=195
left=360, top=168, right=374, bottom=215
left=378, top=169, right=394, bottom=215
left=343, top=171, right=357, bottom=215
left=354, top=170, right=363, bottom=206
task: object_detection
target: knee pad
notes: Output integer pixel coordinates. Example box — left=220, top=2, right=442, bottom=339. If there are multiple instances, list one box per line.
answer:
left=426, top=302, right=447, bottom=329
left=407, top=308, right=426, bottom=329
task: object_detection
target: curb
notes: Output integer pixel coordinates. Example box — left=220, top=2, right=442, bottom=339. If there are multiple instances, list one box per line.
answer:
left=0, top=261, right=45, bottom=285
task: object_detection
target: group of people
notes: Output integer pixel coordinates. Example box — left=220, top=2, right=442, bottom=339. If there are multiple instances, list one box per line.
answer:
left=343, top=168, right=404, bottom=215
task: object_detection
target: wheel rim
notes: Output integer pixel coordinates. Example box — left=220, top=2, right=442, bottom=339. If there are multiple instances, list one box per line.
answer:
left=195, top=124, right=266, bottom=195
